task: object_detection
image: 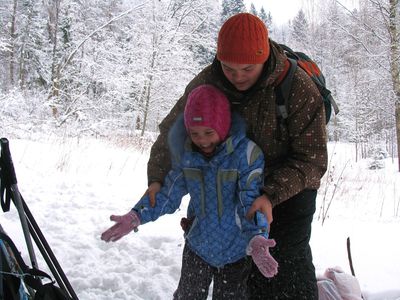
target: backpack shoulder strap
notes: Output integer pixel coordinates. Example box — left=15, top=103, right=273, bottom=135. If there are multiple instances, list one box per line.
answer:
left=0, top=231, right=51, bottom=290
left=275, top=57, right=297, bottom=120
left=0, top=162, right=12, bottom=212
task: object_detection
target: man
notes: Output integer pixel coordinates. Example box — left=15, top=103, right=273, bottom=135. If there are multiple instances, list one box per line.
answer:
left=145, top=13, right=327, bottom=299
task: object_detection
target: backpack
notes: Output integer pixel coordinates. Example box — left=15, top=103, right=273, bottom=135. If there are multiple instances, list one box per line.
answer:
left=0, top=230, right=72, bottom=300
left=275, top=44, right=339, bottom=124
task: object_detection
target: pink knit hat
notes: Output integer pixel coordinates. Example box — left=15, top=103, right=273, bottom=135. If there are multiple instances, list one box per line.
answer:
left=184, top=85, right=231, bottom=141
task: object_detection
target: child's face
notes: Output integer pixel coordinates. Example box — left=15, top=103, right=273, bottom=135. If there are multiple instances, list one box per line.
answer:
left=188, top=126, right=222, bottom=154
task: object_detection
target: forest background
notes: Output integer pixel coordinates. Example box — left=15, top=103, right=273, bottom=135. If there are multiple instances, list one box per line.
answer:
left=2, top=1, right=400, bottom=298
left=1, top=0, right=400, bottom=164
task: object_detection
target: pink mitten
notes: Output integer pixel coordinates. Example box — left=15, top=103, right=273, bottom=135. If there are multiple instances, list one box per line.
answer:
left=101, top=210, right=140, bottom=242
left=247, top=235, right=279, bottom=278
left=324, top=267, right=362, bottom=300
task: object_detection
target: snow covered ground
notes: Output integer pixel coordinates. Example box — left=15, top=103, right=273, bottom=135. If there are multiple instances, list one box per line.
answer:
left=1, top=137, right=400, bottom=299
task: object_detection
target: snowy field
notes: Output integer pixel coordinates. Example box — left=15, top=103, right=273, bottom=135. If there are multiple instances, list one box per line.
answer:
left=1, top=136, right=400, bottom=299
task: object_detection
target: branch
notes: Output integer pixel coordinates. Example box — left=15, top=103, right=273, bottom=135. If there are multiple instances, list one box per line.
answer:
left=57, top=107, right=92, bottom=127
left=63, top=89, right=89, bottom=116
left=334, top=0, right=387, bottom=43
left=328, top=16, right=390, bottom=72
left=347, top=237, right=356, bottom=276
left=59, top=2, right=148, bottom=72
left=322, top=160, right=349, bottom=226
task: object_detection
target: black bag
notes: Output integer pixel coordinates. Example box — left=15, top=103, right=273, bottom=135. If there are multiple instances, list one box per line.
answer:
left=0, top=240, right=26, bottom=300
left=34, top=283, right=71, bottom=300
left=0, top=231, right=72, bottom=300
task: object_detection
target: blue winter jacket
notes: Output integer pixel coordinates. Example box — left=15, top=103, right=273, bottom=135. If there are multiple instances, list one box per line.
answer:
left=134, top=114, right=268, bottom=267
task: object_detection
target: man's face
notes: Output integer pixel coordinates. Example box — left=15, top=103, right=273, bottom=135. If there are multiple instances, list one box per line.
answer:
left=220, top=61, right=264, bottom=91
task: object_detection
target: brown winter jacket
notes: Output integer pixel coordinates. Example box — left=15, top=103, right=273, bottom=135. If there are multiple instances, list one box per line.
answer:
left=147, top=40, right=328, bottom=207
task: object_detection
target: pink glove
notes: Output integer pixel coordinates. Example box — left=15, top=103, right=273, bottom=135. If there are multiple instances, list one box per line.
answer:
left=247, top=235, right=279, bottom=278
left=101, top=210, right=140, bottom=242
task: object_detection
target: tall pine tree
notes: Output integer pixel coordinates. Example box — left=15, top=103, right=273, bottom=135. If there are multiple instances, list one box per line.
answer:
left=290, top=9, right=309, bottom=50
left=249, top=3, right=257, bottom=16
left=220, top=0, right=246, bottom=24
left=259, top=7, right=273, bottom=32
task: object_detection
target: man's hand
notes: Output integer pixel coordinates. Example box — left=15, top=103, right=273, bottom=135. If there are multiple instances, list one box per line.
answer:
left=142, top=182, right=161, bottom=207
left=246, top=194, right=273, bottom=225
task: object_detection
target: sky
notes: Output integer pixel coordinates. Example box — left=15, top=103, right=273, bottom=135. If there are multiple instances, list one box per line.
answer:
left=245, top=0, right=359, bottom=25
left=1, top=137, right=400, bottom=299
left=245, top=0, right=302, bottom=25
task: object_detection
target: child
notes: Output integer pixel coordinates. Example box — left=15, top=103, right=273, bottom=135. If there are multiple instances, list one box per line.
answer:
left=101, top=84, right=278, bottom=299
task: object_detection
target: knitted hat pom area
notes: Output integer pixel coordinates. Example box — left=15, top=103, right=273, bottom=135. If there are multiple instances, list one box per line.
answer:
left=184, top=84, right=231, bottom=142
left=217, top=13, right=270, bottom=65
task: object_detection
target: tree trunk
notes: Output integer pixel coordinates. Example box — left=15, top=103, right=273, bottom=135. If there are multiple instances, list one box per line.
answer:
left=9, top=0, right=18, bottom=87
left=47, top=0, right=61, bottom=117
left=388, top=0, right=400, bottom=171
left=140, top=2, right=157, bottom=136
left=396, top=102, right=400, bottom=171
left=141, top=80, right=152, bottom=137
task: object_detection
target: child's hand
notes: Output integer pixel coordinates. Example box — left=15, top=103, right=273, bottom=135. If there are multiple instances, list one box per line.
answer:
left=247, top=236, right=278, bottom=278
left=101, top=210, right=140, bottom=242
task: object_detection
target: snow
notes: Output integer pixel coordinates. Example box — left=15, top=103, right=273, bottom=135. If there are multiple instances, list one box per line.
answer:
left=1, top=137, right=400, bottom=299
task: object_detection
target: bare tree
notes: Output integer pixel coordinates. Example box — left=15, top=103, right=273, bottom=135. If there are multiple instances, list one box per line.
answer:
left=137, top=0, right=218, bottom=136
left=9, top=0, right=18, bottom=87
left=387, top=0, right=400, bottom=171
left=47, top=0, right=61, bottom=116
left=330, top=0, right=399, bottom=168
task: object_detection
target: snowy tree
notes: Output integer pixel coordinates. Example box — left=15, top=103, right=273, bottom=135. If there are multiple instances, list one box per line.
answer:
left=0, top=0, right=219, bottom=136
left=0, top=0, right=399, bottom=164
left=290, top=9, right=309, bottom=50
left=333, top=0, right=399, bottom=167
left=187, top=1, right=220, bottom=66
left=386, top=0, right=400, bottom=170
left=8, top=0, right=17, bottom=87
left=0, top=0, right=49, bottom=91
left=129, top=0, right=218, bottom=135
left=221, top=0, right=246, bottom=23
left=241, top=4, right=273, bottom=33
left=259, top=7, right=273, bottom=30
left=249, top=3, right=258, bottom=16
left=315, top=1, right=351, bottom=142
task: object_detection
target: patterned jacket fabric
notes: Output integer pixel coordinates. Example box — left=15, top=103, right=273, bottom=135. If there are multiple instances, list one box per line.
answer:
left=147, top=41, right=328, bottom=207
left=134, top=114, right=268, bottom=268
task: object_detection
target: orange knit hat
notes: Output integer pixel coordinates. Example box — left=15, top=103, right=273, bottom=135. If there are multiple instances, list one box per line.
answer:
left=217, top=13, right=269, bottom=64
